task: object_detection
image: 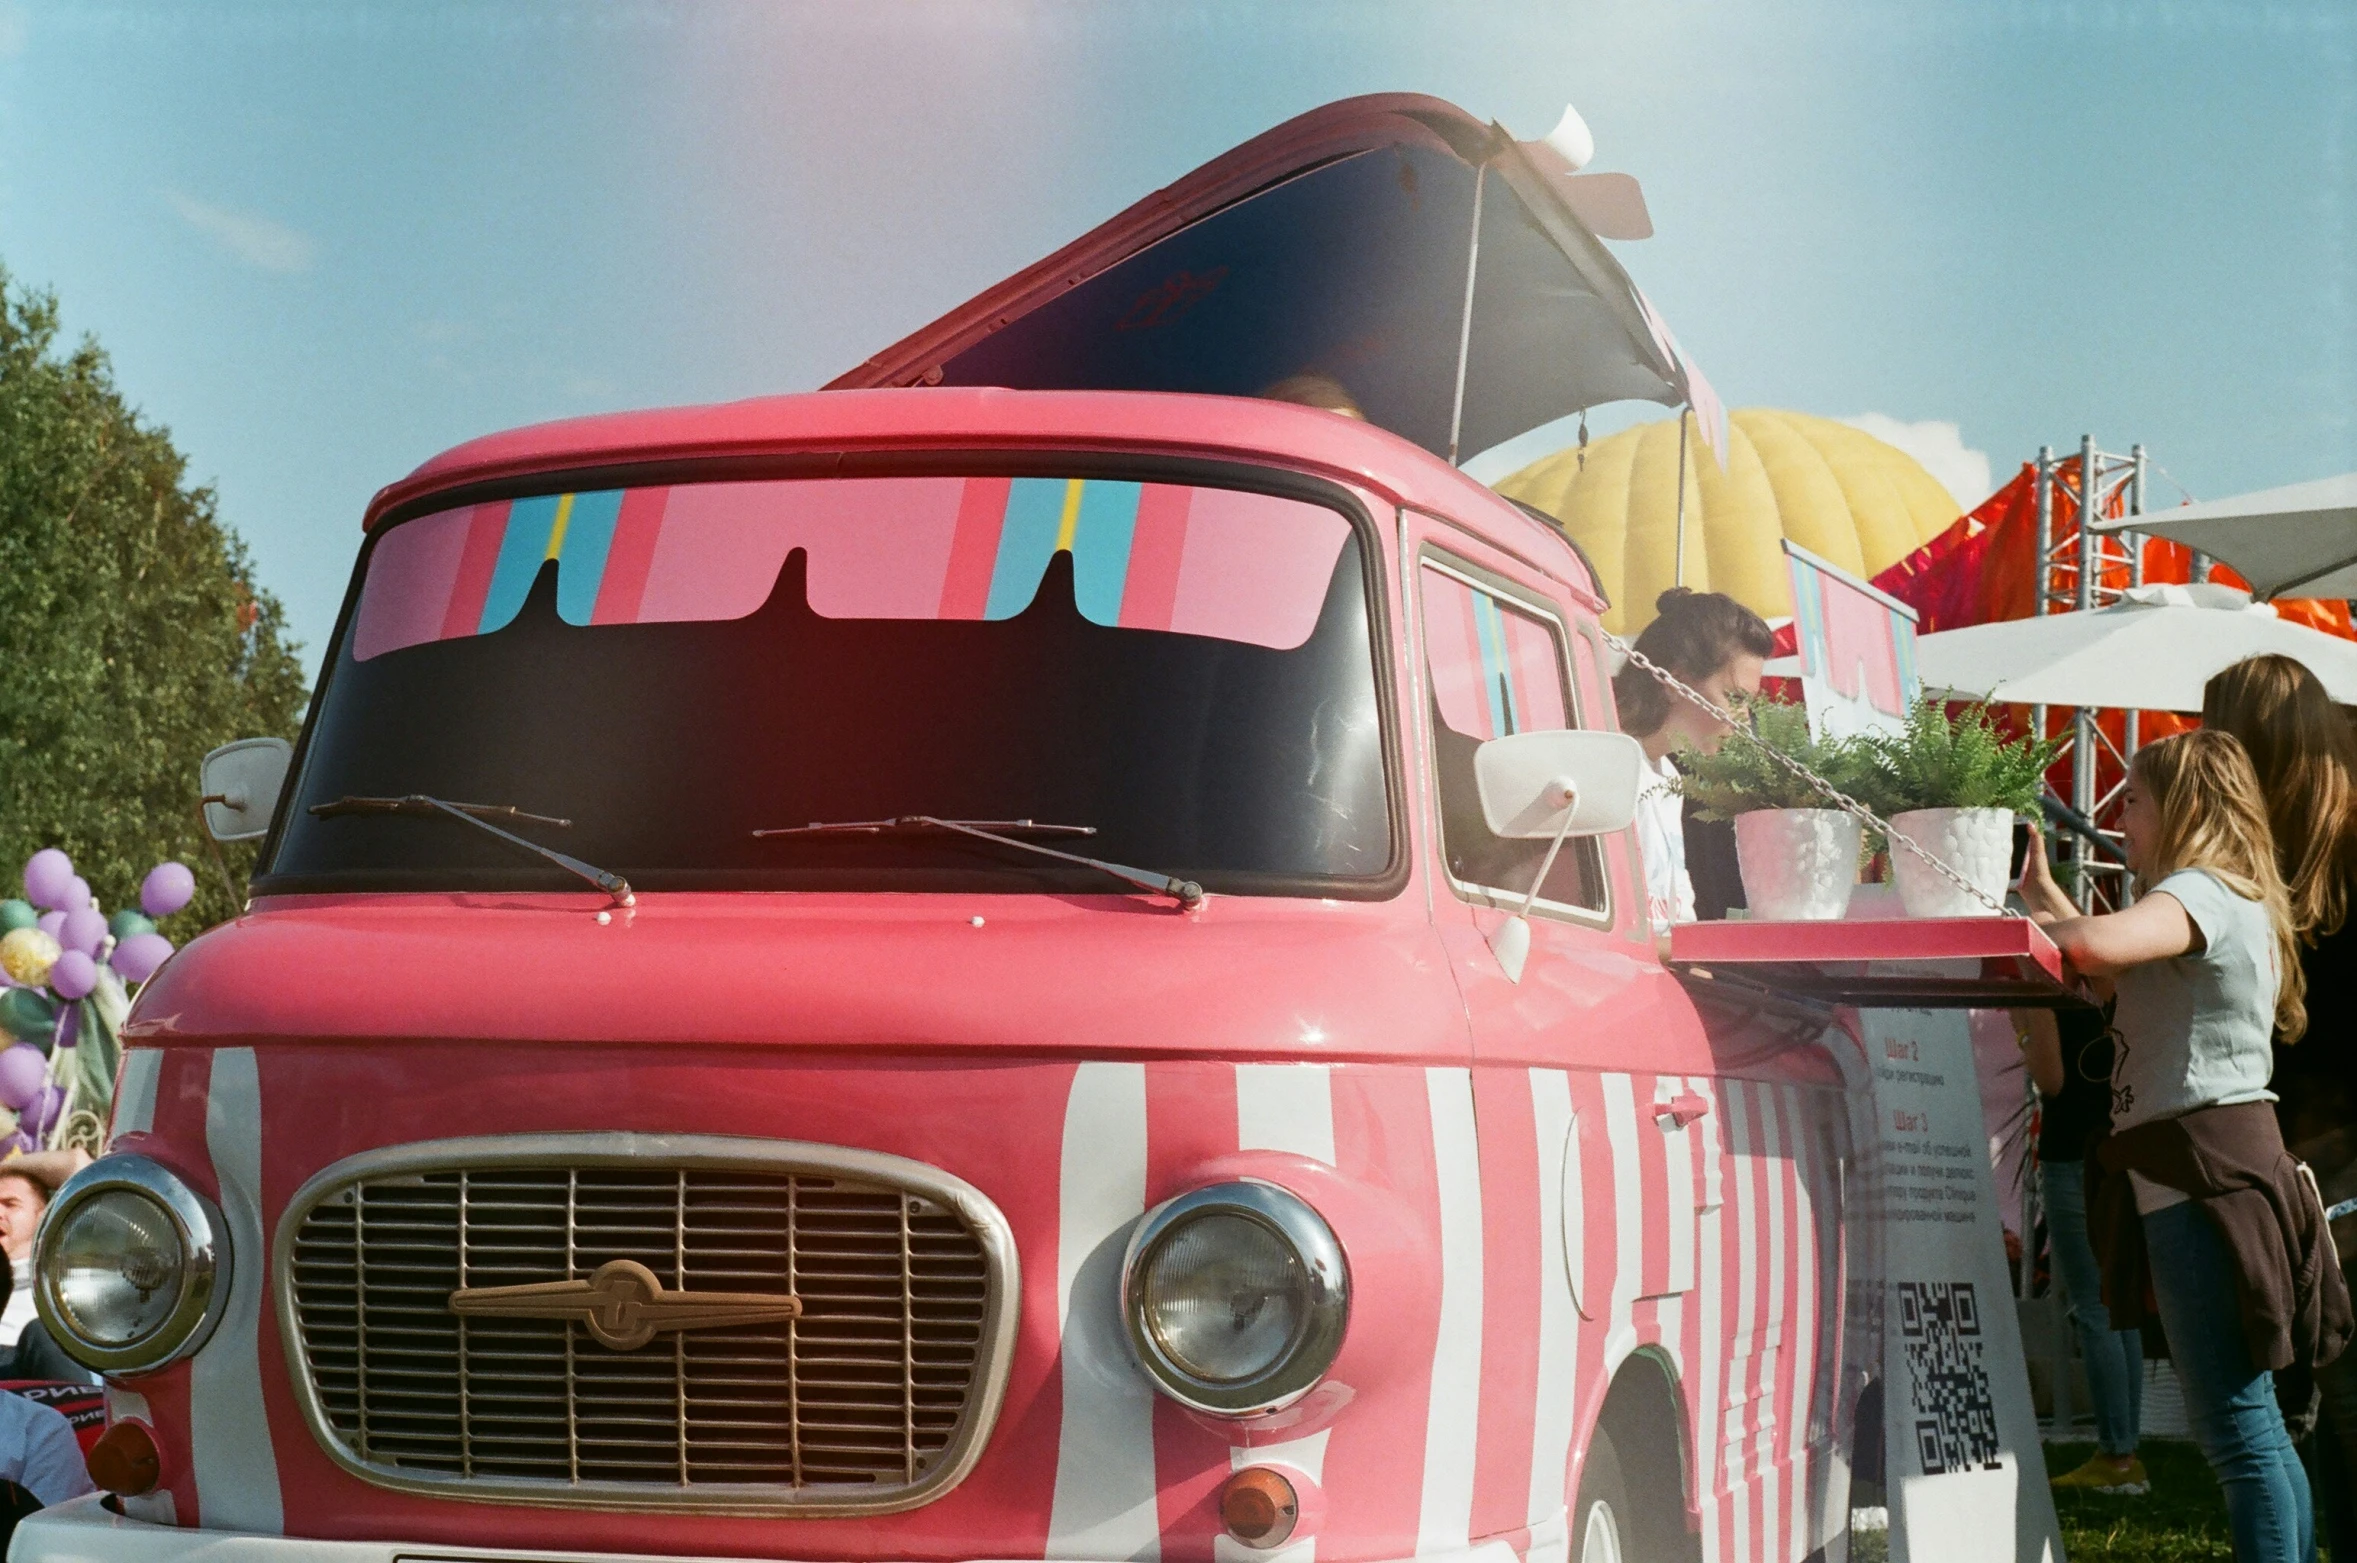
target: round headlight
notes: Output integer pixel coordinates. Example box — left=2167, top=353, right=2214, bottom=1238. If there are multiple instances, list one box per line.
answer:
left=1123, top=1181, right=1347, bottom=1415
left=35, top=1155, right=227, bottom=1373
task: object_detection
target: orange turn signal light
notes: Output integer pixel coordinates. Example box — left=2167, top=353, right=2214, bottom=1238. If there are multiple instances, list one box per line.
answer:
left=1219, top=1466, right=1300, bottom=1550
left=87, top=1420, right=161, bottom=1497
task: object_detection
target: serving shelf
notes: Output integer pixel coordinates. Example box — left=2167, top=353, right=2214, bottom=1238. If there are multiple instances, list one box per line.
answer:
left=1666, top=915, right=2090, bottom=1010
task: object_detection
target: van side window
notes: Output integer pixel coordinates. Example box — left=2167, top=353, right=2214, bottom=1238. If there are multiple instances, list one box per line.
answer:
left=1419, top=562, right=1608, bottom=916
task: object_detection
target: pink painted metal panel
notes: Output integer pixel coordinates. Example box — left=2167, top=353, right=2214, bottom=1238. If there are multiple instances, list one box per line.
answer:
left=361, top=390, right=1609, bottom=612
left=129, top=893, right=1472, bottom=1064
left=1669, top=916, right=2062, bottom=971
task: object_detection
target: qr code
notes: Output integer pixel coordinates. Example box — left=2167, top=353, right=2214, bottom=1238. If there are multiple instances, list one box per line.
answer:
left=1896, top=1280, right=2001, bottom=1474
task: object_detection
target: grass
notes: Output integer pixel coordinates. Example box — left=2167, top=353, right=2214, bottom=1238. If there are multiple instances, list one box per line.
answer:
left=2045, top=1442, right=2236, bottom=1561
left=1847, top=1442, right=2235, bottom=1563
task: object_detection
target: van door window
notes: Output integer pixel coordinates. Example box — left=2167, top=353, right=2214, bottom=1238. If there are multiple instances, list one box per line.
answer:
left=1418, top=561, right=1607, bottom=917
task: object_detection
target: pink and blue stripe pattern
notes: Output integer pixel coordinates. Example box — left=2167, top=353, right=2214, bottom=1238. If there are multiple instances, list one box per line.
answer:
left=352, top=476, right=1351, bottom=662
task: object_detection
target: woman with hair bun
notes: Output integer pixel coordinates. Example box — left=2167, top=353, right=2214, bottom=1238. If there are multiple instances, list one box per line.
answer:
left=1610, top=587, right=1775, bottom=933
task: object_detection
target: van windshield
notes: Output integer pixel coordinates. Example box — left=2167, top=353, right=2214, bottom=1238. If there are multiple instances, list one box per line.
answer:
left=263, top=469, right=1396, bottom=897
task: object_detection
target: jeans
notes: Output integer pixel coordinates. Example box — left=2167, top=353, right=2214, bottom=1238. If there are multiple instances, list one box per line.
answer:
left=2042, top=1159, right=2144, bottom=1455
left=2303, top=1255, right=2357, bottom=1563
left=2145, top=1200, right=2315, bottom=1563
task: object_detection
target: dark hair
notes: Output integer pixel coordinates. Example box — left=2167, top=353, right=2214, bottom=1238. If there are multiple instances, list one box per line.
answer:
left=1612, top=588, right=1775, bottom=738
left=2201, top=653, right=2357, bottom=941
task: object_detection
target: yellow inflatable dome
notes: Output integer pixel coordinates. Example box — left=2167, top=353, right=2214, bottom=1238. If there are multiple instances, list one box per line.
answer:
left=1495, top=408, right=1964, bottom=636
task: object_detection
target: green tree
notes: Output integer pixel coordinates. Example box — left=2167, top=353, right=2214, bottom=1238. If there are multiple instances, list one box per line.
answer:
left=0, top=268, right=308, bottom=931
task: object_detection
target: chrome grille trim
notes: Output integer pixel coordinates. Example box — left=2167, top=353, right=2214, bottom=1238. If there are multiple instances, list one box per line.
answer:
left=274, top=1134, right=1018, bottom=1516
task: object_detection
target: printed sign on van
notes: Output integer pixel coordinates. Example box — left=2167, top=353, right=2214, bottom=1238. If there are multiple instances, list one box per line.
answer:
left=1854, top=1001, right=2061, bottom=1563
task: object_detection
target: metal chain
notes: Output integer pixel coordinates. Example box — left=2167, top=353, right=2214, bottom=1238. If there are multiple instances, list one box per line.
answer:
left=1606, top=633, right=2014, bottom=917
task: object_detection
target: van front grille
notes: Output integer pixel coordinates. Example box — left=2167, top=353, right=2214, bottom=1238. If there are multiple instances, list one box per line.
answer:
left=279, top=1138, right=1015, bottom=1514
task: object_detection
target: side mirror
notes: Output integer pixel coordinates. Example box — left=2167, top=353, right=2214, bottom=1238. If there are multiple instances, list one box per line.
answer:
left=1470, top=729, right=1646, bottom=983
left=200, top=738, right=293, bottom=843
left=1473, top=728, right=1645, bottom=839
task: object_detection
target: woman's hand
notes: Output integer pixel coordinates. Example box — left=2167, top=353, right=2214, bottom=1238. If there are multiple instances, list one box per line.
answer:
left=2017, top=826, right=2079, bottom=923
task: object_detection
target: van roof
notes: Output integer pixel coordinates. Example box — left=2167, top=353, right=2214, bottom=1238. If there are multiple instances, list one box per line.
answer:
left=829, top=92, right=1698, bottom=466
left=365, top=386, right=1603, bottom=605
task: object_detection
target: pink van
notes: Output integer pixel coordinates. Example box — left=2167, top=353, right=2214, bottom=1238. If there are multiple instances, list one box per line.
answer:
left=17, top=97, right=1872, bottom=1563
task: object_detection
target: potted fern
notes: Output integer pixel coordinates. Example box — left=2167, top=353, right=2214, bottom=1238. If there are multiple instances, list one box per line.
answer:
left=1677, top=699, right=1870, bottom=921
left=1858, top=701, right=2061, bottom=918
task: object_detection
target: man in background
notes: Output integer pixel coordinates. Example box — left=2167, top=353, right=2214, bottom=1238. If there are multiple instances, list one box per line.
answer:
left=0, top=1155, right=83, bottom=1355
left=0, top=1172, right=46, bottom=1353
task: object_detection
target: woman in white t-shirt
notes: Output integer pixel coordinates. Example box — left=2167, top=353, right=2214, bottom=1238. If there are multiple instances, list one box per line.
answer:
left=2023, top=730, right=2320, bottom=1563
left=1609, top=588, right=1774, bottom=935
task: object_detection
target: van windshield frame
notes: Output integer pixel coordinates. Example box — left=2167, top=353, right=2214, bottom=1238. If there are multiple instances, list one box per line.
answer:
left=255, top=453, right=1409, bottom=902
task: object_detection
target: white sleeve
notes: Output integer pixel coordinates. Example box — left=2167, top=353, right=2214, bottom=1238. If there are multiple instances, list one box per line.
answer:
left=1670, top=843, right=1696, bottom=926
left=1635, top=760, right=1696, bottom=931
left=16, top=1402, right=94, bottom=1506
left=0, top=1288, right=39, bottom=1349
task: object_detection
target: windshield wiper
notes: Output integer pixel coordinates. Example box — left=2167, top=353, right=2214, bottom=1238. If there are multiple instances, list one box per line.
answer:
left=752, top=815, right=1204, bottom=909
left=311, top=794, right=634, bottom=907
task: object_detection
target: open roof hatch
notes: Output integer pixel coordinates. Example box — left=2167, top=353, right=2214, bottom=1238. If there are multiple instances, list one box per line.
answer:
left=829, top=93, right=1722, bottom=467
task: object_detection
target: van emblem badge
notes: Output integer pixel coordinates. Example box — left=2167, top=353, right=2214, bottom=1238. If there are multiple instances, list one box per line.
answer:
left=447, top=1258, right=803, bottom=1351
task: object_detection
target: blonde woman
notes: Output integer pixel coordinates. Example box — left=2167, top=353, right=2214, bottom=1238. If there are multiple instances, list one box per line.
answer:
left=2020, top=729, right=2347, bottom=1563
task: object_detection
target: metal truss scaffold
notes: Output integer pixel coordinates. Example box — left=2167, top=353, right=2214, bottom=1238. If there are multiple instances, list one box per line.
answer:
left=2032, top=436, right=2149, bottom=910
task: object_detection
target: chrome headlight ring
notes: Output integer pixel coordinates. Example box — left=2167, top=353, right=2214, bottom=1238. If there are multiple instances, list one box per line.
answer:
left=1121, top=1180, right=1349, bottom=1417
left=34, top=1153, right=229, bottom=1374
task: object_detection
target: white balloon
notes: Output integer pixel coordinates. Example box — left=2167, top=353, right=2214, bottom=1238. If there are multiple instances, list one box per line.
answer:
left=1545, top=103, right=1595, bottom=172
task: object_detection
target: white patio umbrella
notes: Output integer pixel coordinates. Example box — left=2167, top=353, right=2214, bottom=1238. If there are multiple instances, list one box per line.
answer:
left=2091, top=473, right=2357, bottom=600
left=1900, top=584, right=2357, bottom=711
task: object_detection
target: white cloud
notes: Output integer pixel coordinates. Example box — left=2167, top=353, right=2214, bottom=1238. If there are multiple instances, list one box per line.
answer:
left=164, top=190, right=316, bottom=274
left=1838, top=413, right=1994, bottom=510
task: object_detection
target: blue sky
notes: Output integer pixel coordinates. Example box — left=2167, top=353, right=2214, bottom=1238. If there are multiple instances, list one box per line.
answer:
left=1, top=0, right=2350, bottom=675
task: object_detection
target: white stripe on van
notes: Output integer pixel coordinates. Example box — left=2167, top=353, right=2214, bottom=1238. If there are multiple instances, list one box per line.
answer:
left=1048, top=1062, right=1160, bottom=1561
left=112, top=1048, right=160, bottom=1139
left=1600, top=1074, right=1642, bottom=1344
left=1760, top=1084, right=1791, bottom=1556
left=1416, top=1067, right=1482, bottom=1557
left=1692, top=1075, right=1728, bottom=1563
left=1236, top=1064, right=1335, bottom=1165
left=1527, top=1068, right=1580, bottom=1527
left=189, top=1047, right=282, bottom=1533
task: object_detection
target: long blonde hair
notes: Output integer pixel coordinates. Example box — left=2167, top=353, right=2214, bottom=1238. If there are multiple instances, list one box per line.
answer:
left=2201, top=653, right=2357, bottom=943
left=2133, top=729, right=2307, bottom=1041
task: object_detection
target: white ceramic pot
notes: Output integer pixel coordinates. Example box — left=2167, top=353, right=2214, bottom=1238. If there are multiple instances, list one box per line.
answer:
left=1733, top=808, right=1863, bottom=921
left=1887, top=806, right=2015, bottom=918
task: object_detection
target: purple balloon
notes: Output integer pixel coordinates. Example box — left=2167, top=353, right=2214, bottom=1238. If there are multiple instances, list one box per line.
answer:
left=34, top=911, right=63, bottom=940
left=48, top=950, right=95, bottom=1001
left=0, top=1044, right=46, bottom=1111
left=21, top=850, right=72, bottom=910
left=58, top=907, right=106, bottom=959
left=58, top=877, right=91, bottom=913
left=140, top=862, right=197, bottom=921
left=1, top=1130, right=32, bottom=1157
left=23, top=1082, right=64, bottom=1137
left=110, top=932, right=175, bottom=985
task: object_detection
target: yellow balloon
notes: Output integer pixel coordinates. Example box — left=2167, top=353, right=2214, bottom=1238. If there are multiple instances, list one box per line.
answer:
left=0, top=927, right=60, bottom=988
left=1494, top=409, right=1966, bottom=637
